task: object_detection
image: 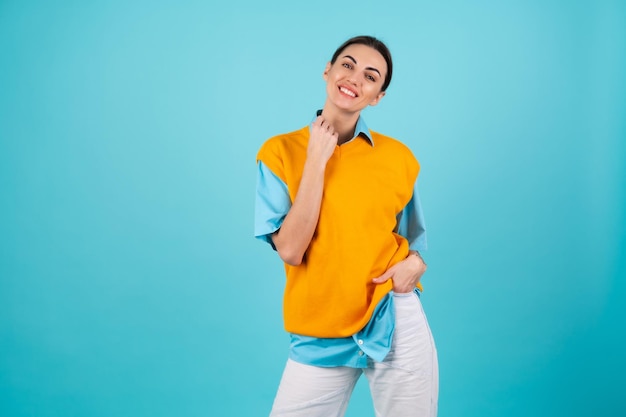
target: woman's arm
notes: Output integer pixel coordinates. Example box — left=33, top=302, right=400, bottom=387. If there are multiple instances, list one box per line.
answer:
left=373, top=184, right=428, bottom=292
left=271, top=116, right=338, bottom=265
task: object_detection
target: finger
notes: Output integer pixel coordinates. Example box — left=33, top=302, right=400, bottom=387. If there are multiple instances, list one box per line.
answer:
left=312, top=116, right=324, bottom=128
left=372, top=271, right=392, bottom=284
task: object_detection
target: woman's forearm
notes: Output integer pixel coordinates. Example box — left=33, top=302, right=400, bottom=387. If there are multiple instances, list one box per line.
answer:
left=271, top=159, right=326, bottom=265
left=272, top=116, right=338, bottom=265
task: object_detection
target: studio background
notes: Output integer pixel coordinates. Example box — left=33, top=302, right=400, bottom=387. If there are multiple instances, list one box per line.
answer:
left=1, top=1, right=624, bottom=416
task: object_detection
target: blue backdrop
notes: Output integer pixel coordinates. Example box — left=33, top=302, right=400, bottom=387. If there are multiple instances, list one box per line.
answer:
left=1, top=1, right=624, bottom=416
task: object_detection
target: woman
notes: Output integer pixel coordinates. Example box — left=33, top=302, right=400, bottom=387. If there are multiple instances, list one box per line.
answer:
left=255, top=35, right=438, bottom=417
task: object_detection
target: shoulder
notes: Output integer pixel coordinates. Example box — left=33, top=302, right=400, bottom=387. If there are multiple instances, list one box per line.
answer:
left=258, top=126, right=309, bottom=159
left=257, top=126, right=309, bottom=179
left=370, top=130, right=418, bottom=164
left=264, top=128, right=308, bottom=146
left=370, top=131, right=420, bottom=179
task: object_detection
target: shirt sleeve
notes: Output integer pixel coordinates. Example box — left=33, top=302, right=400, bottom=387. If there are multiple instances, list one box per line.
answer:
left=254, top=160, right=292, bottom=249
left=396, top=182, right=427, bottom=252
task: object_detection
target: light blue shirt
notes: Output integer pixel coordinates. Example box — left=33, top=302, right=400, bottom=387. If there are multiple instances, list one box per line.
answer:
left=255, top=112, right=427, bottom=368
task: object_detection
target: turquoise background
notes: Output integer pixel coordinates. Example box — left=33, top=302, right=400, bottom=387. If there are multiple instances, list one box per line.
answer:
left=1, top=0, right=624, bottom=416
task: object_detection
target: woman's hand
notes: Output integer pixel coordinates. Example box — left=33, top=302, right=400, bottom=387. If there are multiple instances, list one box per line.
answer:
left=307, top=116, right=338, bottom=167
left=372, top=252, right=427, bottom=293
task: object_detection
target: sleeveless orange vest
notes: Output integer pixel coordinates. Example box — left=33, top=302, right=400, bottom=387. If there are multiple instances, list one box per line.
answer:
left=257, top=126, right=419, bottom=337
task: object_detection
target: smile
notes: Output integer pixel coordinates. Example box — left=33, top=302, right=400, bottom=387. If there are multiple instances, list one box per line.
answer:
left=339, top=86, right=357, bottom=98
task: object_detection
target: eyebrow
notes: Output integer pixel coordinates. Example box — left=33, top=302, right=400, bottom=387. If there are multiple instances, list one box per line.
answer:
left=343, top=55, right=382, bottom=77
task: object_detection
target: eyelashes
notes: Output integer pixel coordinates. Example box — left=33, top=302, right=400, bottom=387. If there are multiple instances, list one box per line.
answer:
left=341, top=62, right=377, bottom=82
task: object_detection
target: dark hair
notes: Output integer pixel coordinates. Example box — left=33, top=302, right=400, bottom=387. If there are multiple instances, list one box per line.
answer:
left=330, top=35, right=393, bottom=92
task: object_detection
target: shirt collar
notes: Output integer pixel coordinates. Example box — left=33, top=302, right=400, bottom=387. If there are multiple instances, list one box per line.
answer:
left=311, top=109, right=374, bottom=146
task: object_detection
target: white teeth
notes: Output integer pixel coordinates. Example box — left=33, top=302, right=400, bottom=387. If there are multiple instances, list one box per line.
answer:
left=340, top=87, right=356, bottom=97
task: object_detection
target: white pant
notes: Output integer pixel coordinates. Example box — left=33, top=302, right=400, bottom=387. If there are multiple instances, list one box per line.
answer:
left=270, top=292, right=438, bottom=417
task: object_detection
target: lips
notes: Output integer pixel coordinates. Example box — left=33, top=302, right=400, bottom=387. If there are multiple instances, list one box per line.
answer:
left=338, top=85, right=357, bottom=98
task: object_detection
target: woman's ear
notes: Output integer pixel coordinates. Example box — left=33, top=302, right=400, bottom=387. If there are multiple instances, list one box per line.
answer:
left=323, top=62, right=331, bottom=81
left=369, top=91, right=386, bottom=107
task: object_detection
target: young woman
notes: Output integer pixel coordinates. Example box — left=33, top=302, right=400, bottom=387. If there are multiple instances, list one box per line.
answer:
left=255, top=35, right=438, bottom=417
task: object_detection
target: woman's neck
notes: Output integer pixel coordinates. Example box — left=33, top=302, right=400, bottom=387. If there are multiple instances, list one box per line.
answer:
left=320, top=104, right=361, bottom=145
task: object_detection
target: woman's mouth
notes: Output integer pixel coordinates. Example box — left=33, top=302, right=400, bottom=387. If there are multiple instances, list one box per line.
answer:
left=339, top=86, right=357, bottom=98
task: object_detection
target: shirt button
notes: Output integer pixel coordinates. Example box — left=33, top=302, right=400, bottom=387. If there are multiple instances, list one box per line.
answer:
left=358, top=339, right=364, bottom=345
left=358, top=351, right=364, bottom=356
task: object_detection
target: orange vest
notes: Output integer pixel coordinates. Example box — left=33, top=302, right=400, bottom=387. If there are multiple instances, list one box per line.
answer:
left=257, top=126, right=419, bottom=338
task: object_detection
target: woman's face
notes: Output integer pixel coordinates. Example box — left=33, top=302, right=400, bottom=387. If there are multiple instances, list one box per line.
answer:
left=323, top=43, right=387, bottom=113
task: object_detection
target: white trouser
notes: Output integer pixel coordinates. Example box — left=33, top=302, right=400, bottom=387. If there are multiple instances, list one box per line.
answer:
left=269, top=292, right=438, bottom=417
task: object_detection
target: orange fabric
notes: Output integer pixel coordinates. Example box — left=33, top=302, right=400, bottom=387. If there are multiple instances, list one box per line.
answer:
left=257, top=126, right=420, bottom=338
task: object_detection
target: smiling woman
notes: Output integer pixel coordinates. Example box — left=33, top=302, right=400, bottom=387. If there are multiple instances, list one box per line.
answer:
left=254, top=35, right=438, bottom=417
left=322, top=44, right=388, bottom=132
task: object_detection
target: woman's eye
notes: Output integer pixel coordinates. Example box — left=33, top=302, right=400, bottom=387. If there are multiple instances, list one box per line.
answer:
left=342, top=63, right=352, bottom=69
left=366, top=75, right=375, bottom=82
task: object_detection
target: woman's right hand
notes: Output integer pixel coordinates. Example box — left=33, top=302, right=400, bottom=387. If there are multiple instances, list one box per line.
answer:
left=307, top=116, right=338, bottom=167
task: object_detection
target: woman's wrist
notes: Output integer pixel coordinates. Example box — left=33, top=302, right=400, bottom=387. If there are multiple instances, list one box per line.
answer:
left=408, top=250, right=427, bottom=267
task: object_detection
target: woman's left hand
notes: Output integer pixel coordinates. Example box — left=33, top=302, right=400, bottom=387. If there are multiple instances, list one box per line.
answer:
left=372, top=252, right=427, bottom=293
